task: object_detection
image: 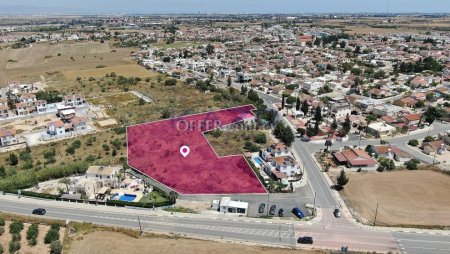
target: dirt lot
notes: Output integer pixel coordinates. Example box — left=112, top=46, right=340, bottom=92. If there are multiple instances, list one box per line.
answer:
left=69, top=231, right=324, bottom=254
left=341, top=170, right=450, bottom=227
left=0, top=41, right=137, bottom=83
left=206, top=129, right=275, bottom=156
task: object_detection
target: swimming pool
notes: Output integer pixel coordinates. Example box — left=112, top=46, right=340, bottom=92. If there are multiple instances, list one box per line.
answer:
left=111, top=193, right=137, bottom=202
left=253, top=157, right=263, bottom=165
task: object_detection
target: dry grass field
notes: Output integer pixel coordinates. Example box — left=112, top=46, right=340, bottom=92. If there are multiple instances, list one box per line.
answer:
left=69, top=231, right=324, bottom=254
left=206, top=129, right=274, bottom=156
left=341, top=170, right=450, bottom=228
left=0, top=41, right=137, bottom=84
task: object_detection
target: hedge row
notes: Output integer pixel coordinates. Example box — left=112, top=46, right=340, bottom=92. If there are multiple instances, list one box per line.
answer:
left=0, top=162, right=88, bottom=192
left=106, top=199, right=173, bottom=208
left=20, top=191, right=59, bottom=200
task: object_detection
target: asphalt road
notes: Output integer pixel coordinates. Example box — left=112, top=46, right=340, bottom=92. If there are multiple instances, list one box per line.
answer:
left=0, top=198, right=296, bottom=247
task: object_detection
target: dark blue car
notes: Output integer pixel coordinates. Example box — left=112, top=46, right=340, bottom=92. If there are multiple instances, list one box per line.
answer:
left=292, top=207, right=305, bottom=218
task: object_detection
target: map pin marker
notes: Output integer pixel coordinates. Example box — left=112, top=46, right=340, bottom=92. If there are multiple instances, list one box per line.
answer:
left=180, top=146, right=190, bottom=158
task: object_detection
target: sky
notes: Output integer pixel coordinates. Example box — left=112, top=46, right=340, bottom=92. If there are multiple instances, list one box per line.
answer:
left=0, top=0, right=449, bottom=14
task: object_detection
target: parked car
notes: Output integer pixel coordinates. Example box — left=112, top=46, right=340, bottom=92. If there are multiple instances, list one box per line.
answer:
left=333, top=209, right=341, bottom=218
left=297, top=236, right=313, bottom=244
left=32, top=208, right=46, bottom=215
left=278, top=208, right=285, bottom=217
left=292, top=207, right=305, bottom=219
left=258, top=203, right=266, bottom=214
left=269, top=205, right=276, bottom=216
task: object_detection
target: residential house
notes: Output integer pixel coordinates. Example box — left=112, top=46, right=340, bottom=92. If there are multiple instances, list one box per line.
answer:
left=331, top=103, right=351, bottom=118
left=70, top=116, right=88, bottom=131
left=402, top=113, right=421, bottom=126
left=0, top=128, right=19, bottom=147
left=269, top=156, right=298, bottom=177
left=64, top=94, right=85, bottom=107
left=394, top=97, right=418, bottom=108
left=422, top=140, right=448, bottom=155
left=46, top=120, right=66, bottom=136
left=85, top=165, right=123, bottom=182
left=333, top=148, right=377, bottom=170
left=367, top=122, right=396, bottom=137
left=370, top=145, right=412, bottom=163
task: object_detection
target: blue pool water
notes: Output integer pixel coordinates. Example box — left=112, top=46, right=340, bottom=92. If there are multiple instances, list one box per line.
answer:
left=253, top=157, right=263, bottom=165
left=112, top=193, right=137, bottom=202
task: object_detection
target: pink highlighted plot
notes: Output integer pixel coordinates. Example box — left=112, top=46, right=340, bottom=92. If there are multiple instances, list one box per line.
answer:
left=127, top=105, right=267, bottom=194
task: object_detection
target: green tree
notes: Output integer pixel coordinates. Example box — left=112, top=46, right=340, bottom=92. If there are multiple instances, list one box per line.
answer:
left=244, top=141, right=260, bottom=152
left=342, top=114, right=351, bottom=135
left=206, top=44, right=214, bottom=55
left=286, top=96, right=296, bottom=105
left=0, top=166, right=5, bottom=178
left=9, top=153, right=18, bottom=166
left=408, top=139, right=419, bottom=146
left=405, top=159, right=419, bottom=170
left=8, top=241, right=20, bottom=254
left=50, top=240, right=62, bottom=254
left=168, top=191, right=178, bottom=203
left=254, top=133, right=267, bottom=144
left=273, top=123, right=295, bottom=146
left=227, top=75, right=232, bottom=87
left=314, top=106, right=323, bottom=123
left=44, top=228, right=59, bottom=244
left=281, top=94, right=285, bottom=109
left=336, top=169, right=349, bottom=190
left=330, top=118, right=338, bottom=130
left=301, top=100, right=309, bottom=116
left=295, top=97, right=301, bottom=111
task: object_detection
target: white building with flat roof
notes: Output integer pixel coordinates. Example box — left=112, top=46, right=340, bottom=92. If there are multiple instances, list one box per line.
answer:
left=219, top=197, right=248, bottom=215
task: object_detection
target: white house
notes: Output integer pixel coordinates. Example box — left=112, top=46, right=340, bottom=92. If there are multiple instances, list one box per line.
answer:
left=269, top=156, right=298, bottom=177
left=0, top=128, right=19, bottom=147
left=367, top=122, right=396, bottom=137
left=85, top=165, right=122, bottom=181
left=46, top=120, right=66, bottom=136
left=302, top=81, right=323, bottom=94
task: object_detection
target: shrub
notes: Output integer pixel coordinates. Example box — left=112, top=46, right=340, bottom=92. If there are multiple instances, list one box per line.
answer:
left=29, top=237, right=37, bottom=247
left=65, top=146, right=75, bottom=155
left=9, top=220, right=24, bottom=234
left=50, top=223, right=60, bottom=231
left=26, top=224, right=39, bottom=240
left=44, top=228, right=59, bottom=244
left=11, top=233, right=21, bottom=242
left=164, top=79, right=177, bottom=86
left=50, top=240, right=62, bottom=254
left=244, top=141, right=260, bottom=152
left=253, top=133, right=267, bottom=144
left=408, top=139, right=419, bottom=146
left=0, top=226, right=4, bottom=236
left=8, top=241, right=20, bottom=254
left=0, top=242, right=3, bottom=254
left=405, top=159, right=420, bottom=170
left=0, top=217, right=4, bottom=226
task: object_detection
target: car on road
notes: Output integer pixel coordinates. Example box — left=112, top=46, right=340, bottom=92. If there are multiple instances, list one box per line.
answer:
left=32, top=208, right=46, bottom=215
left=278, top=208, right=284, bottom=217
left=297, top=236, right=313, bottom=244
left=333, top=209, right=341, bottom=218
left=258, top=203, right=266, bottom=214
left=269, top=205, right=276, bottom=215
left=292, top=207, right=305, bottom=219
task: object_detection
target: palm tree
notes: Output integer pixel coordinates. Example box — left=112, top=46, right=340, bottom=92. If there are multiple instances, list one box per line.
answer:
left=168, top=191, right=178, bottom=204
left=59, top=178, right=70, bottom=193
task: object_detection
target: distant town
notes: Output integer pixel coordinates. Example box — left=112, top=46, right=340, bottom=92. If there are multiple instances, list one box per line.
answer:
left=0, top=13, right=449, bottom=254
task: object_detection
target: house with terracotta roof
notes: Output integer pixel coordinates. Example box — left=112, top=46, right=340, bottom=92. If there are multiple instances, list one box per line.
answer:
left=369, top=145, right=413, bottom=163
left=333, top=148, right=377, bottom=170
left=402, top=113, right=421, bottom=126
left=46, top=120, right=67, bottom=136
left=268, top=156, right=298, bottom=177
left=0, top=128, right=19, bottom=147
left=394, top=97, right=418, bottom=108
left=421, top=140, right=447, bottom=155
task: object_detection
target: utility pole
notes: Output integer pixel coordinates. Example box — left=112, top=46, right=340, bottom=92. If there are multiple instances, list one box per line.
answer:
left=313, top=191, right=317, bottom=216
left=373, top=202, right=379, bottom=226
left=138, top=216, right=143, bottom=235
